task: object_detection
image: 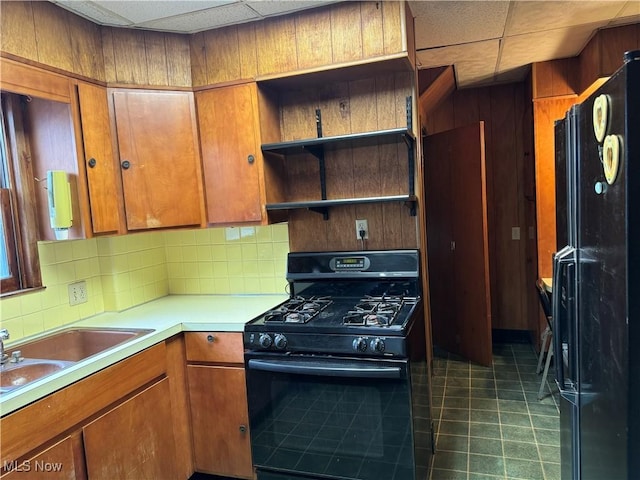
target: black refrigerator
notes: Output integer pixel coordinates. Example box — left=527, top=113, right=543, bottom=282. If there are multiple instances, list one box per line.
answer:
left=553, top=50, right=640, bottom=480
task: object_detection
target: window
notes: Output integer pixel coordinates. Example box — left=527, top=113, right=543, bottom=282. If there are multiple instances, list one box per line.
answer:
left=0, top=93, right=42, bottom=295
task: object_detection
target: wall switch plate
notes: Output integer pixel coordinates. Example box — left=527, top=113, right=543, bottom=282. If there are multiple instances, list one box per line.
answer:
left=511, top=227, right=521, bottom=240
left=68, top=281, right=88, bottom=306
left=355, top=219, right=369, bottom=240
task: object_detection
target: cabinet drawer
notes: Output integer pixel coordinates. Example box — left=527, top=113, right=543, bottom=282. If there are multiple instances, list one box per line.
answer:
left=185, top=332, right=244, bottom=364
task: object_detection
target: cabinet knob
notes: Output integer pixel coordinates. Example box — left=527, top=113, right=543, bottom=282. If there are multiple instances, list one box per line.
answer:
left=247, top=154, right=255, bottom=164
left=121, top=160, right=131, bottom=170
left=88, top=158, right=97, bottom=168
left=239, top=425, right=247, bottom=434
left=207, top=334, right=215, bottom=343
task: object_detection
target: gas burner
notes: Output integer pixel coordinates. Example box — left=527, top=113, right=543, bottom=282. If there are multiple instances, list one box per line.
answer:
left=343, top=298, right=403, bottom=327
left=264, top=296, right=332, bottom=324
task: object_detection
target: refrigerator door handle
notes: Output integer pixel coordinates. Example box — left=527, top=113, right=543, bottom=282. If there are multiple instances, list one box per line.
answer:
left=552, top=245, right=578, bottom=404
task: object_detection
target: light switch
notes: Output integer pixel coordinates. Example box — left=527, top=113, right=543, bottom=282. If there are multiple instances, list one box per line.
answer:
left=512, top=227, right=521, bottom=240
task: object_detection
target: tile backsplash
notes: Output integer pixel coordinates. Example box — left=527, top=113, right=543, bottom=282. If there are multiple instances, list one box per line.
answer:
left=164, top=225, right=289, bottom=296
left=0, top=224, right=289, bottom=341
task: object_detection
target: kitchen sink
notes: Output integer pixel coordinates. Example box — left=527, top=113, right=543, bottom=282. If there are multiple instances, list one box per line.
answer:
left=5, top=327, right=154, bottom=363
left=0, top=327, right=154, bottom=395
left=0, top=359, right=76, bottom=394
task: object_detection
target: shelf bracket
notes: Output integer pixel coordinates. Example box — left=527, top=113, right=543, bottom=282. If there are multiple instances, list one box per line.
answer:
left=405, top=96, right=415, bottom=199
left=309, top=206, right=329, bottom=220
left=405, top=200, right=417, bottom=216
left=315, top=108, right=323, bottom=138
left=313, top=108, right=328, bottom=215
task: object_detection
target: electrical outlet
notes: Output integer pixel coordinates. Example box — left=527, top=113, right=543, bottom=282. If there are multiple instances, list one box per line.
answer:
left=68, top=280, right=88, bottom=306
left=355, top=219, right=369, bottom=240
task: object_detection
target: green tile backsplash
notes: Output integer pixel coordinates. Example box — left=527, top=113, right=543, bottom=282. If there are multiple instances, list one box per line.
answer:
left=0, top=224, right=289, bottom=341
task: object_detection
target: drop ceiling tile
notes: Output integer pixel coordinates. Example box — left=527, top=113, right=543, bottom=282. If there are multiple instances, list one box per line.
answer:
left=608, top=0, right=640, bottom=25
left=138, top=3, right=260, bottom=33
left=411, top=0, right=509, bottom=49
left=417, top=39, right=499, bottom=88
left=55, top=1, right=132, bottom=26
left=618, top=1, right=640, bottom=17
left=499, top=22, right=601, bottom=72
left=618, top=0, right=640, bottom=17
left=92, top=0, right=237, bottom=24
left=505, top=1, right=627, bottom=36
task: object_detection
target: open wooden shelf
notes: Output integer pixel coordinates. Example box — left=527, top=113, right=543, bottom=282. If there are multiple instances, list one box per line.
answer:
left=262, top=128, right=415, bottom=156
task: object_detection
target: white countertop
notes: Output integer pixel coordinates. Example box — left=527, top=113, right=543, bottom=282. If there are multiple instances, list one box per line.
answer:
left=0, top=294, right=288, bottom=416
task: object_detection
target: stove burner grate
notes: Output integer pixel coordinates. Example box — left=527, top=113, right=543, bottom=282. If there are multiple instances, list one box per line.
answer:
left=342, top=295, right=410, bottom=327
left=264, top=296, right=332, bottom=324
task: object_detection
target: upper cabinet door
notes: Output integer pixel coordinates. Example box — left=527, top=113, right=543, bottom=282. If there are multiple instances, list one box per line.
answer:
left=113, top=90, right=204, bottom=230
left=77, top=83, right=121, bottom=234
left=196, top=84, right=263, bottom=224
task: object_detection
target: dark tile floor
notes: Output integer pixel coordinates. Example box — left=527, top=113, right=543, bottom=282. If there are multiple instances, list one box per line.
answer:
left=429, top=343, right=561, bottom=480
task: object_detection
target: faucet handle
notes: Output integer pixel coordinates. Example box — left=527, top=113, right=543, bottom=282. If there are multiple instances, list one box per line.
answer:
left=0, top=329, right=9, bottom=340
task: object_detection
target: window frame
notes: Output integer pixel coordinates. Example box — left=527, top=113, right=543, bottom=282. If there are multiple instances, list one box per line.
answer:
left=1, top=93, right=42, bottom=295
left=0, top=188, right=20, bottom=292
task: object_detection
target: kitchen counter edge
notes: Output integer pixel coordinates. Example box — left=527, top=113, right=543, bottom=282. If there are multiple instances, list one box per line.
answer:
left=0, top=294, right=288, bottom=416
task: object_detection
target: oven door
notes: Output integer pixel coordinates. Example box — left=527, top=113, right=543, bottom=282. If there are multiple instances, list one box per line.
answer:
left=245, top=352, right=417, bottom=480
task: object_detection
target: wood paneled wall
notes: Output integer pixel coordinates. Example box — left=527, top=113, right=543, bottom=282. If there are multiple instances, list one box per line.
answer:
left=578, top=23, right=640, bottom=93
left=190, top=1, right=411, bottom=87
left=532, top=24, right=640, bottom=100
left=422, top=82, right=536, bottom=331
left=26, top=97, right=89, bottom=241
left=0, top=1, right=105, bottom=81
left=0, top=1, right=192, bottom=88
left=276, top=71, right=418, bottom=252
left=532, top=97, right=577, bottom=280
left=101, top=28, right=191, bottom=87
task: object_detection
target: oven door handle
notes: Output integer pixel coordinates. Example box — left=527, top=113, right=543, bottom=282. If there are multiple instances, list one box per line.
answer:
left=247, top=359, right=403, bottom=379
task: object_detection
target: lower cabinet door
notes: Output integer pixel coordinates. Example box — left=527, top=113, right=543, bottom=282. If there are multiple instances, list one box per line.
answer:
left=82, top=378, right=178, bottom=480
left=1, top=435, right=83, bottom=480
left=187, top=364, right=253, bottom=479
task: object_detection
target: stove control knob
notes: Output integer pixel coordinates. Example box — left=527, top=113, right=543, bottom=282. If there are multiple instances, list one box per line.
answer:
left=259, top=333, right=273, bottom=349
left=371, top=338, right=386, bottom=353
left=353, top=337, right=368, bottom=353
left=274, top=333, right=288, bottom=350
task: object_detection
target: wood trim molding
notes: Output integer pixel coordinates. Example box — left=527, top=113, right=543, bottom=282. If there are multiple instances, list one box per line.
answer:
left=0, top=58, right=71, bottom=103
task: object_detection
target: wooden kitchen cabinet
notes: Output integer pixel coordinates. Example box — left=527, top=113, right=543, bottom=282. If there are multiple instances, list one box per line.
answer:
left=111, top=90, right=206, bottom=230
left=185, top=332, right=253, bottom=479
left=0, top=343, right=189, bottom=480
left=76, top=82, right=122, bottom=234
left=1, top=435, right=85, bottom=480
left=196, top=83, right=265, bottom=224
left=83, top=378, right=179, bottom=480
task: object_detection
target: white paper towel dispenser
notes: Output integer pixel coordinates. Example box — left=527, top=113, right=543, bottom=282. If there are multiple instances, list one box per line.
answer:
left=47, top=170, right=73, bottom=240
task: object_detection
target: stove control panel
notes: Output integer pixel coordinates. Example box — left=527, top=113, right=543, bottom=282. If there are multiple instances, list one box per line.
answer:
left=330, top=256, right=371, bottom=272
left=244, top=332, right=404, bottom=357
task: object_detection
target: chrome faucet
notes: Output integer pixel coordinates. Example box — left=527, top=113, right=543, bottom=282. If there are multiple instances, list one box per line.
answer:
left=0, top=329, right=9, bottom=365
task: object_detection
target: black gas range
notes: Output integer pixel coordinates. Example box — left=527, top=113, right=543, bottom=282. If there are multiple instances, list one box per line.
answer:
left=244, top=250, right=422, bottom=358
left=243, top=250, right=432, bottom=480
